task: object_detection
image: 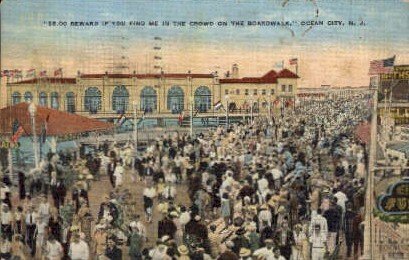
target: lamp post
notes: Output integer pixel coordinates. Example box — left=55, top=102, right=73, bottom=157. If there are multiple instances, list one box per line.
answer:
left=267, top=92, right=272, bottom=124
left=249, top=94, right=254, bottom=124
left=225, top=95, right=229, bottom=128
left=190, top=97, right=194, bottom=137
left=28, top=102, right=39, bottom=168
left=133, top=101, right=138, bottom=150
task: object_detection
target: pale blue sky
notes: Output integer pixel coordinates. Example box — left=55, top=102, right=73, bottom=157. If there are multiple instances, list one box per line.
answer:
left=1, top=0, right=408, bottom=87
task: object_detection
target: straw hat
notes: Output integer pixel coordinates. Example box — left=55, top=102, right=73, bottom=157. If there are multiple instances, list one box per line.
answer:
left=178, top=245, right=189, bottom=255
left=239, top=248, right=252, bottom=257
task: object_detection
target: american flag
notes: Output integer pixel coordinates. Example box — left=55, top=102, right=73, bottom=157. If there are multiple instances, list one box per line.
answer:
left=368, top=56, right=395, bottom=75
left=289, top=58, right=298, bottom=65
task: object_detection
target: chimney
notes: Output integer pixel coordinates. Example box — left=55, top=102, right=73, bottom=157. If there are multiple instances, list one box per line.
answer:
left=232, top=64, right=239, bottom=79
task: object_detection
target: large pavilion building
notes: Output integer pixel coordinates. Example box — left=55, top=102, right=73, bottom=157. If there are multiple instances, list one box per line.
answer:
left=5, top=65, right=299, bottom=119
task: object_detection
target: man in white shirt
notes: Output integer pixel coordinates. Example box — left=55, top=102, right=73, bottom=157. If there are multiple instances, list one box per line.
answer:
left=25, top=206, right=38, bottom=257
left=38, top=195, right=50, bottom=224
left=270, top=166, right=283, bottom=190
left=309, top=210, right=328, bottom=260
left=162, top=183, right=176, bottom=200
left=1, top=204, right=13, bottom=241
left=44, top=235, right=63, bottom=260
left=253, top=239, right=275, bottom=258
left=69, top=233, right=89, bottom=260
left=114, top=161, right=124, bottom=187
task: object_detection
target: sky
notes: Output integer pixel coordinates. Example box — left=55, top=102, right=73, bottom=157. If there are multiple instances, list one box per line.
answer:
left=1, top=0, right=408, bottom=87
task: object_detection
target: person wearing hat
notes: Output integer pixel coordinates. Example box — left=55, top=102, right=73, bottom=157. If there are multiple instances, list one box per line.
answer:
left=44, top=234, right=64, bottom=260
left=247, top=223, right=260, bottom=253
left=128, top=222, right=144, bottom=260
left=178, top=245, right=190, bottom=260
left=105, top=237, right=122, bottom=260
left=253, top=238, right=275, bottom=259
left=92, top=222, right=107, bottom=258
left=239, top=247, right=252, bottom=260
left=218, top=241, right=238, bottom=260
left=69, top=232, right=89, bottom=260
left=25, top=205, right=38, bottom=257
left=158, top=214, right=177, bottom=240
left=291, top=224, right=307, bottom=260
left=208, top=224, right=221, bottom=258
left=232, top=227, right=250, bottom=255
left=1, top=203, right=13, bottom=241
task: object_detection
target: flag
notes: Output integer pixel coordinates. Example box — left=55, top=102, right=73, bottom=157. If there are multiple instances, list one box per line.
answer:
left=214, top=101, right=223, bottom=110
left=11, top=126, right=24, bottom=143
left=15, top=70, right=23, bottom=79
left=289, top=58, right=298, bottom=65
left=274, top=61, right=284, bottom=69
left=54, top=68, right=63, bottom=77
left=39, top=70, right=47, bottom=77
left=11, top=120, right=24, bottom=143
left=369, top=56, right=395, bottom=75
left=116, top=114, right=126, bottom=126
left=26, top=69, right=36, bottom=78
left=1, top=70, right=10, bottom=77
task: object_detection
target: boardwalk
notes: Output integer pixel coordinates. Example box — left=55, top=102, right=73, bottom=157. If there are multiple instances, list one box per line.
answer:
left=87, top=167, right=191, bottom=248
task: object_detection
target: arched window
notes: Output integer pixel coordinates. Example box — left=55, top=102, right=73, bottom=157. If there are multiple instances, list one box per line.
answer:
left=39, top=92, right=48, bottom=106
left=140, top=86, right=157, bottom=113
left=50, top=92, right=59, bottom=109
left=12, top=92, right=21, bottom=105
left=167, top=86, right=184, bottom=114
left=112, top=86, right=129, bottom=114
left=24, top=92, right=33, bottom=102
left=194, top=86, right=211, bottom=112
left=84, top=87, right=101, bottom=114
left=66, top=92, right=76, bottom=113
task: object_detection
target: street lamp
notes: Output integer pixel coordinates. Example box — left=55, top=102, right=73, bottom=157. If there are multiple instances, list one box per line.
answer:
left=225, top=95, right=229, bottom=128
left=28, top=102, right=39, bottom=168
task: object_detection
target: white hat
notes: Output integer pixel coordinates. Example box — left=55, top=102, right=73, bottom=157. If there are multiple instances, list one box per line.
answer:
left=129, top=221, right=137, bottom=228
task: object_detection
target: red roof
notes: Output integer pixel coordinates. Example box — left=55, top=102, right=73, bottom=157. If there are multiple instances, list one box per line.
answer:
left=276, top=69, right=299, bottom=78
left=80, top=73, right=213, bottom=79
left=220, top=69, right=298, bottom=84
left=0, top=103, right=113, bottom=136
left=10, top=77, right=76, bottom=84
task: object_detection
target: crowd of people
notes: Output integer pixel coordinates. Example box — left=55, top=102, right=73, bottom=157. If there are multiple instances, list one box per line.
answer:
left=0, top=96, right=371, bottom=259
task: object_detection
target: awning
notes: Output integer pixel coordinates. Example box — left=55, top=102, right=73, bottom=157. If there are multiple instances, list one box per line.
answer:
left=0, top=103, right=114, bottom=136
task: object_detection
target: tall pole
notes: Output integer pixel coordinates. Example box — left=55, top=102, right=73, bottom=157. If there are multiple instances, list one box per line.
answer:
left=190, top=98, right=193, bottom=137
left=250, top=94, right=253, bottom=124
left=268, top=93, right=272, bottom=124
left=7, top=147, right=13, bottom=181
left=225, top=95, right=229, bottom=128
left=133, top=101, right=138, bottom=149
left=189, top=75, right=193, bottom=137
left=29, top=102, right=39, bottom=168
left=361, top=76, right=378, bottom=260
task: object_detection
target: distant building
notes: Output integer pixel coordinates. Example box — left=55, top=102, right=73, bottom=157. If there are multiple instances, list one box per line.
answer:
left=5, top=65, right=299, bottom=119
